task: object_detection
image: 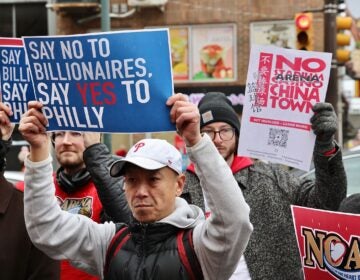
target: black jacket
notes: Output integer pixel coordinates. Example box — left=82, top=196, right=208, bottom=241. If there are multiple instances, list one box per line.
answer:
left=0, top=139, right=60, bottom=280
left=83, top=143, right=131, bottom=224
left=104, top=223, right=201, bottom=280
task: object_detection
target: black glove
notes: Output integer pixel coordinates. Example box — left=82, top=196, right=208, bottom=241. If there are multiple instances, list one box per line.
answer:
left=0, top=139, right=12, bottom=172
left=310, top=102, right=337, bottom=154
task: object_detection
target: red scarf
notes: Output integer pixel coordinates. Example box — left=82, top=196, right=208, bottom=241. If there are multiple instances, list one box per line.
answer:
left=187, top=155, right=253, bottom=174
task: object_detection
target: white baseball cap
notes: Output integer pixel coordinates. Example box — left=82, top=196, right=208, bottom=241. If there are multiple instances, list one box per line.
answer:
left=110, top=138, right=183, bottom=177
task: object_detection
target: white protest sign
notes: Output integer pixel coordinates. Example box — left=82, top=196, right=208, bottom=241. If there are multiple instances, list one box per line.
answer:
left=239, top=45, right=332, bottom=171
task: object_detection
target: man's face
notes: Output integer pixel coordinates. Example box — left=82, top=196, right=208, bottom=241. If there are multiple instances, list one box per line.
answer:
left=53, top=131, right=86, bottom=172
left=123, top=164, right=185, bottom=223
left=201, top=122, right=237, bottom=163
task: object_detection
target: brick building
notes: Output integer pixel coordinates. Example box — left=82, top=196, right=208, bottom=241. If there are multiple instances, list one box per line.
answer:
left=45, top=0, right=326, bottom=150
left=1, top=0, right=327, bottom=165
left=49, top=0, right=325, bottom=84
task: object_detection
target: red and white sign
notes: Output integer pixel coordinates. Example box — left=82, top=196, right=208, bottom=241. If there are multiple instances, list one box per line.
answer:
left=239, top=45, right=332, bottom=171
left=292, top=205, right=360, bottom=280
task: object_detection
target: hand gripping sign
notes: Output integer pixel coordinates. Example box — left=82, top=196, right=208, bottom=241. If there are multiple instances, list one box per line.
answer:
left=23, top=29, right=175, bottom=133
left=239, top=45, right=332, bottom=171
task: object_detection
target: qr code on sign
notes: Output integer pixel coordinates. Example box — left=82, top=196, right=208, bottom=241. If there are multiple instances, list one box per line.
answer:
left=268, top=128, right=289, bottom=148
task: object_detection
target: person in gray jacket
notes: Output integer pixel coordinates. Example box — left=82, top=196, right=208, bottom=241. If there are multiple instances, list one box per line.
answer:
left=18, top=93, right=253, bottom=280
left=183, top=92, right=347, bottom=280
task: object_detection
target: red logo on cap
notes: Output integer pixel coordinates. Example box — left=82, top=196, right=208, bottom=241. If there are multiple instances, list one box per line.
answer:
left=133, top=142, right=145, bottom=152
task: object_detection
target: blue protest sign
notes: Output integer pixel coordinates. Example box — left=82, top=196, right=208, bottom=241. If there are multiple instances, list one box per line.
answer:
left=23, top=29, right=175, bottom=133
left=0, top=37, right=35, bottom=123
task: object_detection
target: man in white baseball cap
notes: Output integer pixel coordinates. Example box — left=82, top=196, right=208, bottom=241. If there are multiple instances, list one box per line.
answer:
left=110, top=138, right=183, bottom=177
left=17, top=93, right=253, bottom=280
left=109, top=138, right=184, bottom=224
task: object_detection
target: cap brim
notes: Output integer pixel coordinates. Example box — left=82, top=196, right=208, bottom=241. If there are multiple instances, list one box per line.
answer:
left=109, top=157, right=166, bottom=177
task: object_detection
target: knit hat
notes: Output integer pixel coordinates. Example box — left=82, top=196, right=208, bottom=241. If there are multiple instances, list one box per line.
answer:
left=110, top=138, right=182, bottom=177
left=338, top=194, right=360, bottom=214
left=198, top=92, right=240, bottom=136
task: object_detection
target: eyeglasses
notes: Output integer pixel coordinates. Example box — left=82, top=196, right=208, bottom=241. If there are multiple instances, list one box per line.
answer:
left=201, top=127, right=235, bottom=141
left=52, top=131, right=83, bottom=144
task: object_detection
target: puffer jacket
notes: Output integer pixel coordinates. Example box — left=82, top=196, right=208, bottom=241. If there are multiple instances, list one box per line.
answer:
left=83, top=143, right=131, bottom=224
left=104, top=223, right=202, bottom=280
left=183, top=144, right=347, bottom=280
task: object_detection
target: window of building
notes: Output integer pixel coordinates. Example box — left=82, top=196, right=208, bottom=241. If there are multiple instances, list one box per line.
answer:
left=0, top=1, right=47, bottom=171
left=0, top=2, right=47, bottom=37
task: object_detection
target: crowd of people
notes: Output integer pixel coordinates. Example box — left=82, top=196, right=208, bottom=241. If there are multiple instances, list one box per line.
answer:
left=0, top=91, right=356, bottom=280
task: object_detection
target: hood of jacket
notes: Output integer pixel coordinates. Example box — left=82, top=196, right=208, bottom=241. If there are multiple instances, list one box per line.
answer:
left=158, top=197, right=204, bottom=229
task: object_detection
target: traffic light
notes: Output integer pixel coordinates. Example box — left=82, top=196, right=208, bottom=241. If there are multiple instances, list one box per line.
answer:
left=295, top=13, right=314, bottom=51
left=336, top=16, right=352, bottom=63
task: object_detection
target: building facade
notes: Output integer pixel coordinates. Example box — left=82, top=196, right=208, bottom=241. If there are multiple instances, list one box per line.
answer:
left=0, top=0, right=327, bottom=157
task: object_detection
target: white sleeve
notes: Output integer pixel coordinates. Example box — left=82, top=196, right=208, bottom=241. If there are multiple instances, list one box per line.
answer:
left=24, top=155, right=116, bottom=277
left=188, top=134, right=253, bottom=280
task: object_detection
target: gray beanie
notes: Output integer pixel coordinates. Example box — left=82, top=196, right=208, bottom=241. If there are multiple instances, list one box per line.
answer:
left=198, top=92, right=240, bottom=136
left=338, top=194, right=360, bottom=214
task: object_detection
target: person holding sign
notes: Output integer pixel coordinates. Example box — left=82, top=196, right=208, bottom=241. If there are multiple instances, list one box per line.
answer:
left=18, top=93, right=253, bottom=280
left=181, top=92, right=347, bottom=279
left=15, top=130, right=130, bottom=280
left=0, top=104, right=60, bottom=280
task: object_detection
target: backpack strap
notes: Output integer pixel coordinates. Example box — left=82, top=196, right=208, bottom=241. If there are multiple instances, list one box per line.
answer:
left=104, top=225, right=131, bottom=276
left=177, top=229, right=203, bottom=280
